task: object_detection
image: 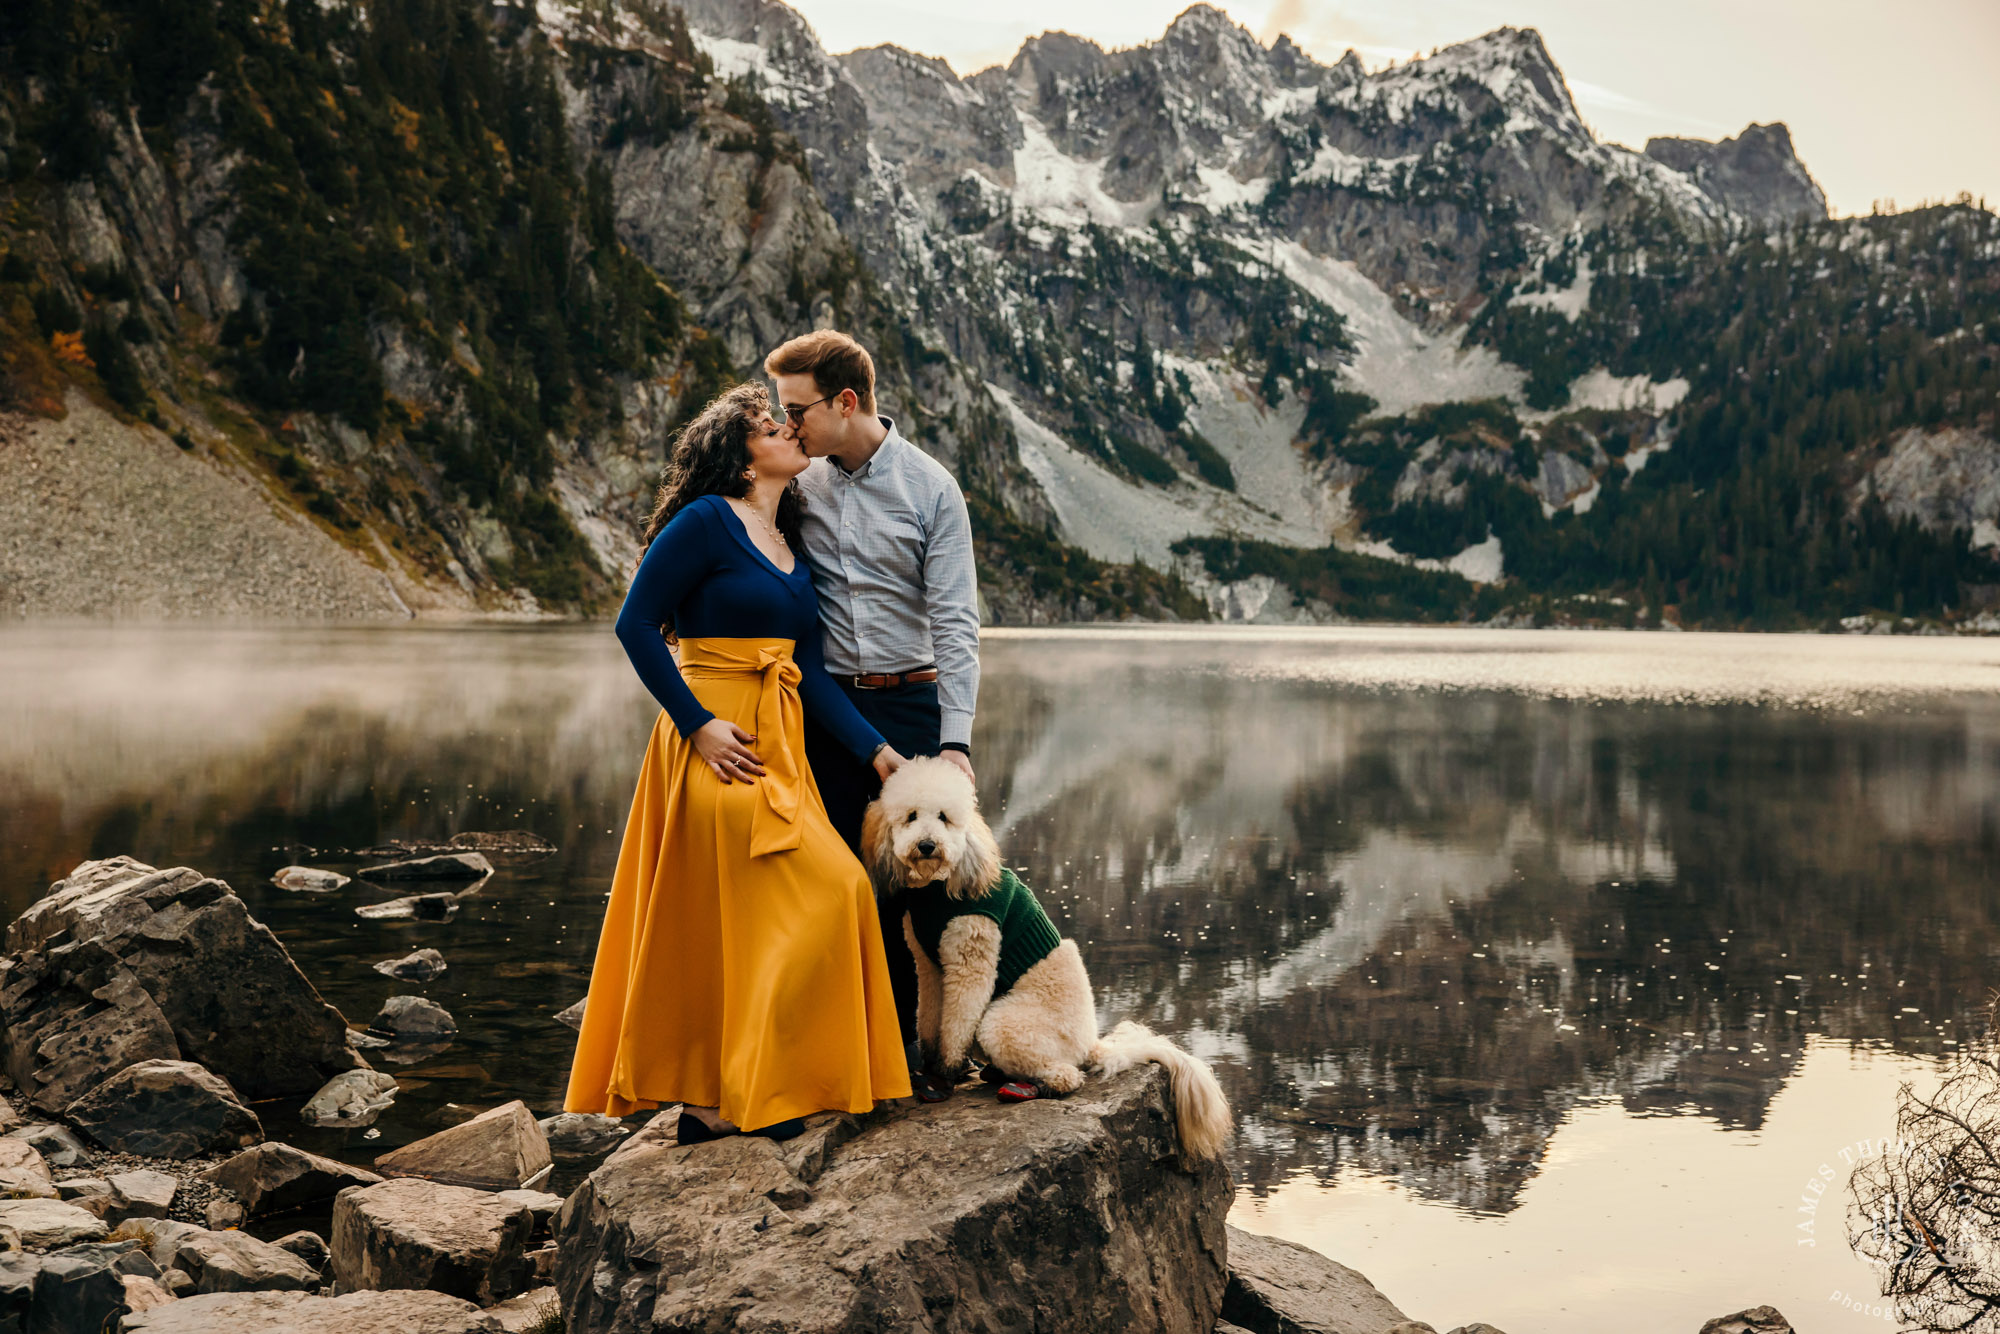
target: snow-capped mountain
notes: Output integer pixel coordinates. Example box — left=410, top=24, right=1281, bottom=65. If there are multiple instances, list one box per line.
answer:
left=650, top=2, right=1897, bottom=601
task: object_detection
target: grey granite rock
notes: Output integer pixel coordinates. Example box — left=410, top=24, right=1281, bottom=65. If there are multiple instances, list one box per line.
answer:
left=557, top=1063, right=1229, bottom=1334
left=371, top=995, right=456, bottom=1036
left=1698, top=1307, right=1794, bottom=1334
left=354, top=894, right=459, bottom=922
left=271, top=866, right=351, bottom=892
left=537, top=1111, right=627, bottom=1158
left=203, top=1142, right=383, bottom=1218
left=372, top=948, right=447, bottom=981
left=122, top=1287, right=506, bottom=1333
left=5, top=1123, right=91, bottom=1169
left=0, top=1197, right=109, bottom=1248
left=1645, top=123, right=1828, bottom=224
left=300, top=1070, right=400, bottom=1127
left=64, top=1059, right=262, bottom=1158
left=0, top=1137, right=55, bottom=1199
left=1, top=858, right=363, bottom=1107
left=330, top=1177, right=536, bottom=1306
left=374, top=1101, right=551, bottom=1193
left=357, top=852, right=493, bottom=881
left=172, top=1227, right=321, bottom=1294
left=1221, top=1225, right=1414, bottom=1334
left=100, top=1168, right=179, bottom=1222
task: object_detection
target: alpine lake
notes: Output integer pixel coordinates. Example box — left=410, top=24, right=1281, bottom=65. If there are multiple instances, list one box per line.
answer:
left=5, top=622, right=1998, bottom=1332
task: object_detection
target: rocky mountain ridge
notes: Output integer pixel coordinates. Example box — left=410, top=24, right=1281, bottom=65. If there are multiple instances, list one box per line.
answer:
left=1, top=0, right=1994, bottom=628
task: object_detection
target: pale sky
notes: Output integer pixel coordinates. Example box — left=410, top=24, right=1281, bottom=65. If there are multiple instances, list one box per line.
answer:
left=785, top=0, right=2000, bottom=218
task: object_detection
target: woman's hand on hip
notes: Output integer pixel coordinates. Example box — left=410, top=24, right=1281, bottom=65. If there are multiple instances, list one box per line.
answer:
left=872, top=745, right=907, bottom=783
left=694, top=719, right=765, bottom=783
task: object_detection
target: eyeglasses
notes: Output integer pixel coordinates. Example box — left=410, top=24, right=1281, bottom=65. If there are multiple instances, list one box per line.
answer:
left=775, top=393, right=840, bottom=424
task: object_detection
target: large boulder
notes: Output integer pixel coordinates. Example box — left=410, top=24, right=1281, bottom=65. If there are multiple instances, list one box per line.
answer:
left=1699, top=1309, right=1794, bottom=1334
left=122, top=1288, right=507, bottom=1333
left=0, top=1197, right=109, bottom=1248
left=28, top=1239, right=163, bottom=1334
left=171, top=1227, right=322, bottom=1293
left=1221, top=1225, right=1414, bottom=1334
left=374, top=1101, right=551, bottom=1192
left=0, top=858, right=362, bottom=1109
left=556, top=1063, right=1230, bottom=1334
left=64, top=1059, right=262, bottom=1158
left=203, top=1142, right=384, bottom=1218
left=330, top=1177, right=536, bottom=1305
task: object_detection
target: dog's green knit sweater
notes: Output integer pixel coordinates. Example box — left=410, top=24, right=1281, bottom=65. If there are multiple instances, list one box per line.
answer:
left=905, top=868, right=1062, bottom=998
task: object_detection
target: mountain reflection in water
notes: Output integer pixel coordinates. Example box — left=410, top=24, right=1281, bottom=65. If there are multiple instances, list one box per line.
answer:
left=3, top=624, right=1997, bottom=1326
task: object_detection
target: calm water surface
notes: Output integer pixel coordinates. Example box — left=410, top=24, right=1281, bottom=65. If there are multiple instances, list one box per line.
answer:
left=5, top=624, right=2000, bottom=1332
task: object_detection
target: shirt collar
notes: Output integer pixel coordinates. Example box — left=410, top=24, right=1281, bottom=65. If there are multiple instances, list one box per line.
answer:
left=836, top=416, right=902, bottom=481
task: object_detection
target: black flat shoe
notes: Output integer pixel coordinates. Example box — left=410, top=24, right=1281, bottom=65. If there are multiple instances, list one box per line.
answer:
left=745, top=1118, right=805, bottom=1142
left=676, top=1112, right=739, bottom=1145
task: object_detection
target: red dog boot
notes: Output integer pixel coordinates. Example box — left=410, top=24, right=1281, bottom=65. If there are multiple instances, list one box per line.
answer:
left=911, top=1071, right=953, bottom=1103
left=996, top=1079, right=1041, bottom=1103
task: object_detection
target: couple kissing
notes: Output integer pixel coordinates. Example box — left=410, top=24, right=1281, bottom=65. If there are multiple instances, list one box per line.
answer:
left=563, top=329, right=977, bottom=1140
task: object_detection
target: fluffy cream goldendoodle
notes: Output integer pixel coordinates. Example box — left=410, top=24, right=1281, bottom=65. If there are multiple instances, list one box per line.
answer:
left=861, top=757, right=1231, bottom=1160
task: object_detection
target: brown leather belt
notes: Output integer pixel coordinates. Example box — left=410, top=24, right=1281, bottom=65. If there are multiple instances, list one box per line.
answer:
left=846, top=667, right=938, bottom=689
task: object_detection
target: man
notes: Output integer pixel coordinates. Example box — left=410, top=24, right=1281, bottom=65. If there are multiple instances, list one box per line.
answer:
left=765, top=330, right=980, bottom=1067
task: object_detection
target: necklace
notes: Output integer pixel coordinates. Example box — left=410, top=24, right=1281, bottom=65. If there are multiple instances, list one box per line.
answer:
left=737, top=499, right=788, bottom=550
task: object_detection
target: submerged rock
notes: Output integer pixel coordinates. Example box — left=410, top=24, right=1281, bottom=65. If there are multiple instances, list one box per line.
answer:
left=557, top=1063, right=1229, bottom=1334
left=373, top=948, right=447, bottom=981
left=1221, top=1224, right=1416, bottom=1334
left=1699, top=1308, right=1794, bottom=1334
left=374, top=1100, right=552, bottom=1192
left=270, top=866, right=350, bottom=892
left=64, top=1059, right=262, bottom=1159
left=372, top=995, right=456, bottom=1036
left=357, top=852, right=493, bottom=881
left=355, top=893, right=459, bottom=921
left=122, top=1287, right=501, bottom=1333
left=330, top=1176, right=537, bottom=1305
left=203, top=1142, right=383, bottom=1218
left=1, top=857, right=363, bottom=1107
left=449, top=831, right=555, bottom=857
left=301, top=1070, right=400, bottom=1127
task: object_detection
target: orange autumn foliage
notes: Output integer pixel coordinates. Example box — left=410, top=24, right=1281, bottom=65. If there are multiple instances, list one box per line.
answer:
left=50, top=330, right=93, bottom=368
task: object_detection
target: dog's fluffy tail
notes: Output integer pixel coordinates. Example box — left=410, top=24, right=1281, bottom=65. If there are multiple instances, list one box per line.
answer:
left=1090, top=1020, right=1232, bottom=1161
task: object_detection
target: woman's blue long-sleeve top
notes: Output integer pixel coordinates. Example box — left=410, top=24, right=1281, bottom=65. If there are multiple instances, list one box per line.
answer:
left=614, top=494, right=886, bottom=762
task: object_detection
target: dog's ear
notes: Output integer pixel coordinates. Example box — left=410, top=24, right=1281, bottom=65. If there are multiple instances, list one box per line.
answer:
left=860, top=799, right=897, bottom=892
left=947, top=804, right=1003, bottom=900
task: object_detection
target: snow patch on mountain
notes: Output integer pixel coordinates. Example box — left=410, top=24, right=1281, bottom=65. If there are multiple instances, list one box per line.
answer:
left=992, top=385, right=1321, bottom=565
left=1564, top=368, right=1689, bottom=413
left=1011, top=116, right=1152, bottom=231
left=1267, top=240, right=1524, bottom=413
left=1352, top=532, right=1506, bottom=584
left=1512, top=254, right=1592, bottom=321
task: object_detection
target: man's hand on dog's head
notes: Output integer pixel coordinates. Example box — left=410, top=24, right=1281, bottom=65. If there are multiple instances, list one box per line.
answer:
left=939, top=749, right=974, bottom=783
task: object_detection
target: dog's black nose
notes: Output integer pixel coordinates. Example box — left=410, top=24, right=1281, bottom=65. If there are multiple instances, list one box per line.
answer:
left=916, top=840, right=937, bottom=858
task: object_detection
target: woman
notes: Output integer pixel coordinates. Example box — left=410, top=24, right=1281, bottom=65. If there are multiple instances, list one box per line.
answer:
left=564, top=383, right=912, bottom=1140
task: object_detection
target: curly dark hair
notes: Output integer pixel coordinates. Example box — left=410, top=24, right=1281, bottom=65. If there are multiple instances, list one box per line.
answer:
left=638, top=382, right=804, bottom=562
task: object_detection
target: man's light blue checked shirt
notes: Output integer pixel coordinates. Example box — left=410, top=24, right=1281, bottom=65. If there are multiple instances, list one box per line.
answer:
left=796, top=418, right=980, bottom=749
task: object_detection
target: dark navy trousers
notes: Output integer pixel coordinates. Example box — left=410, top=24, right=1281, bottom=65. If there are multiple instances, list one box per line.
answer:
left=803, top=680, right=941, bottom=1046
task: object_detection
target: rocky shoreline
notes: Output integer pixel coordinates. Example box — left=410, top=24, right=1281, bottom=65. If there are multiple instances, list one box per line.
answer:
left=0, top=854, right=1799, bottom=1333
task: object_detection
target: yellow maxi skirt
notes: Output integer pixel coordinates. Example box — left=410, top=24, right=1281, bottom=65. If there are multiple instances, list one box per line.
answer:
left=564, top=636, right=911, bottom=1127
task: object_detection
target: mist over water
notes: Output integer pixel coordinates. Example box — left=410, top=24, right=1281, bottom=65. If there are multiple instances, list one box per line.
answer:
left=5, top=623, right=1998, bottom=1330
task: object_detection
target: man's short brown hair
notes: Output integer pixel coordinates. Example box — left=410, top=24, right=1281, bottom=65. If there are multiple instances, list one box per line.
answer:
left=764, top=330, right=876, bottom=414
